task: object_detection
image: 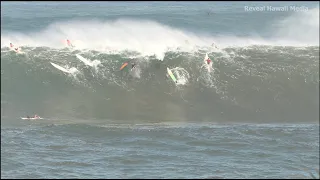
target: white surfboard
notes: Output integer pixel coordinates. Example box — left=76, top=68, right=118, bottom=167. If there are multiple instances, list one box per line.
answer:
left=203, top=53, right=213, bottom=72
left=50, top=62, right=71, bottom=73
left=10, top=47, right=23, bottom=53
left=76, top=54, right=93, bottom=66
left=21, top=117, right=43, bottom=120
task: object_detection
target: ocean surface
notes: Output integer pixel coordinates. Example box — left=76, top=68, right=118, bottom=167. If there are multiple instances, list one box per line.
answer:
left=1, top=1, right=319, bottom=179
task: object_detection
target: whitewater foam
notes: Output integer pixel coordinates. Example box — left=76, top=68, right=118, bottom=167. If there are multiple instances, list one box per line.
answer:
left=1, top=8, right=319, bottom=60
left=270, top=8, right=319, bottom=45
left=172, top=67, right=190, bottom=86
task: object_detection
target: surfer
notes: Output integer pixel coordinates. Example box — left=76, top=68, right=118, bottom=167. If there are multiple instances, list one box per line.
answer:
left=131, top=63, right=136, bottom=70
left=67, top=39, right=71, bottom=46
left=10, top=43, right=20, bottom=52
left=66, top=39, right=74, bottom=47
left=120, top=60, right=136, bottom=71
left=25, top=114, right=40, bottom=119
left=211, top=43, right=218, bottom=49
left=206, top=57, right=212, bottom=65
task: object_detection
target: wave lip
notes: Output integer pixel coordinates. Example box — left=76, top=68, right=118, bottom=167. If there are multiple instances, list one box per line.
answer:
left=1, top=8, right=319, bottom=59
left=270, top=7, right=319, bottom=45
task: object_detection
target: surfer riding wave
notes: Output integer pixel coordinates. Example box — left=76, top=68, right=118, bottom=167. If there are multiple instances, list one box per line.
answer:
left=206, top=58, right=212, bottom=65
left=66, top=39, right=74, bottom=47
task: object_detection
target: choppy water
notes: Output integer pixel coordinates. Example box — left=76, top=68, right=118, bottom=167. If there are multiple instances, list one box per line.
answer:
left=1, top=1, right=319, bottom=179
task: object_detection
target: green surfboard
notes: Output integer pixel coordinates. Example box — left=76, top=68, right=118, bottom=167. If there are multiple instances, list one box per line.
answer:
left=167, top=67, right=177, bottom=83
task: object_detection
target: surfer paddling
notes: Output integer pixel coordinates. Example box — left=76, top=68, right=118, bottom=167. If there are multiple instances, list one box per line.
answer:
left=26, top=114, right=41, bottom=119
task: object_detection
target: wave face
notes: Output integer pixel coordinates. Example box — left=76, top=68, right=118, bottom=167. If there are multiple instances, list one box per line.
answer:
left=1, top=3, right=319, bottom=124
left=1, top=43, right=318, bottom=123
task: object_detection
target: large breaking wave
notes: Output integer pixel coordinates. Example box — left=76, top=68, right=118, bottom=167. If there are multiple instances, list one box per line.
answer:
left=1, top=45, right=318, bottom=123
left=1, top=9, right=319, bottom=123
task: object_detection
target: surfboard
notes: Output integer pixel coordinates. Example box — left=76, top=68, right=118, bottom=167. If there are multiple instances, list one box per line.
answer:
left=10, top=47, right=21, bottom=53
left=167, top=67, right=177, bottom=84
left=50, top=62, right=71, bottom=73
left=204, top=53, right=209, bottom=61
left=120, top=62, right=128, bottom=70
left=76, top=54, right=93, bottom=66
left=21, top=117, right=43, bottom=120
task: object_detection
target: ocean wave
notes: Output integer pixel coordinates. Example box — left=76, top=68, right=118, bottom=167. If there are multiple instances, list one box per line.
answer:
left=1, top=44, right=318, bottom=123
left=1, top=7, right=319, bottom=60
